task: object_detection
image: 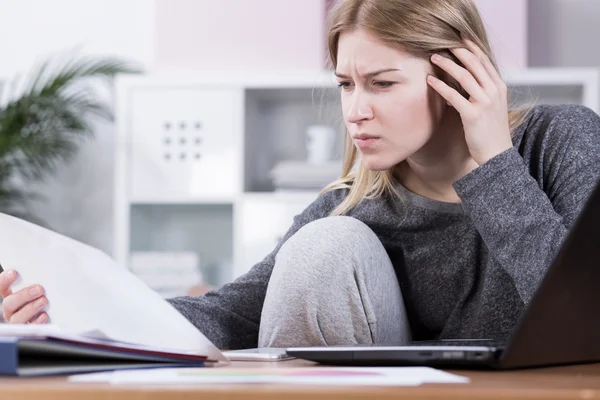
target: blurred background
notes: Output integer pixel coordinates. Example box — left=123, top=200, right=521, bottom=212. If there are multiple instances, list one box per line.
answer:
left=0, top=0, right=598, bottom=301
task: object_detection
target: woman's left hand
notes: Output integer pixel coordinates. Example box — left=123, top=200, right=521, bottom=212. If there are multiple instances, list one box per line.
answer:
left=427, top=37, right=513, bottom=166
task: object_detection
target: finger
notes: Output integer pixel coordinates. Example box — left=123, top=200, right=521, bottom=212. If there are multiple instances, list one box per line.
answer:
left=2, top=285, right=45, bottom=320
left=450, top=47, right=495, bottom=91
left=431, top=54, right=487, bottom=102
left=0, top=270, right=16, bottom=299
left=31, top=312, right=49, bottom=324
left=8, top=296, right=47, bottom=324
left=462, top=38, right=504, bottom=86
left=427, top=75, right=471, bottom=115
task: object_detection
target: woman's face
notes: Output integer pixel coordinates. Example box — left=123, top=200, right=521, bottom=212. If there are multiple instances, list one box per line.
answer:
left=336, top=29, right=447, bottom=171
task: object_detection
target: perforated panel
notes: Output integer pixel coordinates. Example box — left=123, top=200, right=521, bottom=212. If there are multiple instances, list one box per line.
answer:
left=128, top=87, right=243, bottom=201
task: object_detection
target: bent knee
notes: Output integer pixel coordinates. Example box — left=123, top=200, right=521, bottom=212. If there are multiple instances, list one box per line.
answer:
left=274, top=216, right=384, bottom=282
left=280, top=216, right=378, bottom=254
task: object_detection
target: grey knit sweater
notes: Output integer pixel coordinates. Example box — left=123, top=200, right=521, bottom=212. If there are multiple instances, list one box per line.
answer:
left=168, top=104, right=600, bottom=349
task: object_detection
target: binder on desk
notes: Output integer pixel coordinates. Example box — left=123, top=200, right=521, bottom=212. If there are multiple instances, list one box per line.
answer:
left=0, top=327, right=210, bottom=376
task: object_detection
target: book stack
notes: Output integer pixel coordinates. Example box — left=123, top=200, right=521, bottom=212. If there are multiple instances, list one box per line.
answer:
left=269, top=160, right=342, bottom=191
left=129, top=252, right=202, bottom=298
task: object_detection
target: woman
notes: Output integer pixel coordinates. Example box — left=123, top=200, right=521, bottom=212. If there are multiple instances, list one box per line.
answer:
left=1, top=0, right=599, bottom=350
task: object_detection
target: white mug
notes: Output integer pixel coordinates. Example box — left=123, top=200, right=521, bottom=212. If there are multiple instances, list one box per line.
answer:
left=306, top=125, right=336, bottom=165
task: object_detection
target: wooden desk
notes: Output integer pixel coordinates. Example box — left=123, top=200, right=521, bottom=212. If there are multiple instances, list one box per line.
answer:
left=1, top=360, right=600, bottom=400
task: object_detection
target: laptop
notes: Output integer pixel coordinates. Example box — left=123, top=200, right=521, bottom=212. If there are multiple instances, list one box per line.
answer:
left=286, top=179, right=600, bottom=369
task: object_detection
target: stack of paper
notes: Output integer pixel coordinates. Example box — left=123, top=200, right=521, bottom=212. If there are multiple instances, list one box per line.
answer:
left=269, top=160, right=342, bottom=190
left=129, top=251, right=202, bottom=298
left=69, top=366, right=470, bottom=386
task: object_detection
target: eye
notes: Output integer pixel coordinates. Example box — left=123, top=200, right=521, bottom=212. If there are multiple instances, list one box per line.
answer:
left=373, top=81, right=394, bottom=88
left=337, top=81, right=353, bottom=90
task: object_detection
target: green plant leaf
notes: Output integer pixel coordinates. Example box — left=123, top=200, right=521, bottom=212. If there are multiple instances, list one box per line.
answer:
left=23, top=50, right=141, bottom=98
left=0, top=50, right=141, bottom=222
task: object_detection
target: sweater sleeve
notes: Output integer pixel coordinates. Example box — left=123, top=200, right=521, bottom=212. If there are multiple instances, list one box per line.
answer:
left=453, top=105, right=600, bottom=304
left=165, top=189, right=344, bottom=350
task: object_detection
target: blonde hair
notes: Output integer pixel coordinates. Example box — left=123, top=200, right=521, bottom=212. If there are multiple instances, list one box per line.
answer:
left=321, top=0, right=532, bottom=216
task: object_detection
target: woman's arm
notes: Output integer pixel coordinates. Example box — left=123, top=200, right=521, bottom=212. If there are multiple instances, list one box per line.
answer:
left=453, top=105, right=600, bottom=304
left=166, top=189, right=345, bottom=350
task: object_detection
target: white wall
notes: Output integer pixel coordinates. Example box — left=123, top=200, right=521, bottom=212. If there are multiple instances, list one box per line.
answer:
left=528, top=0, right=600, bottom=68
left=0, top=0, right=155, bottom=79
left=154, top=0, right=527, bottom=72
left=475, top=0, right=528, bottom=70
left=528, top=0, right=600, bottom=107
left=155, top=0, right=327, bottom=71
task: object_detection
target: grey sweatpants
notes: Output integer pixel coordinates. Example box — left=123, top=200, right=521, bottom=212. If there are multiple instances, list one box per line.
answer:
left=258, top=216, right=412, bottom=347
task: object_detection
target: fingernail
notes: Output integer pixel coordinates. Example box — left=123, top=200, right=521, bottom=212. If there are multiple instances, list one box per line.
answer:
left=29, top=286, right=42, bottom=296
left=427, top=75, right=439, bottom=83
left=431, top=54, right=443, bottom=62
left=6, top=270, right=15, bottom=279
left=37, top=314, right=47, bottom=323
left=34, top=298, right=46, bottom=309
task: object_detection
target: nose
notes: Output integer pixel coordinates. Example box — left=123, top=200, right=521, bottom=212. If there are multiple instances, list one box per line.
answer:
left=346, top=91, right=374, bottom=124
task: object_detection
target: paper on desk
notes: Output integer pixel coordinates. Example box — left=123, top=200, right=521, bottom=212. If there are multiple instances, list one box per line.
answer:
left=0, top=323, right=62, bottom=336
left=0, top=323, right=117, bottom=342
left=0, top=212, right=226, bottom=362
left=68, top=366, right=469, bottom=386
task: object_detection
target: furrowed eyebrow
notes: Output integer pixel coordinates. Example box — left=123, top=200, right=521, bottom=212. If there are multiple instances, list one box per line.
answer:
left=334, top=68, right=401, bottom=79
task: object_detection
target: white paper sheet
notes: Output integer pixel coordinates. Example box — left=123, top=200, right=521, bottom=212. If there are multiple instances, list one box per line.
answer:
left=68, top=366, right=470, bottom=386
left=0, top=323, right=62, bottom=336
left=0, top=212, right=227, bottom=362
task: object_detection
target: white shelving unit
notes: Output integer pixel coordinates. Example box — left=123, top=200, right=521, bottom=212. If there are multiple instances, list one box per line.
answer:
left=114, top=68, right=599, bottom=288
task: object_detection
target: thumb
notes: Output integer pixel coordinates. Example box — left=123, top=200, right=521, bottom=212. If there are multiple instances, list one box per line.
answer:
left=0, top=269, right=16, bottom=299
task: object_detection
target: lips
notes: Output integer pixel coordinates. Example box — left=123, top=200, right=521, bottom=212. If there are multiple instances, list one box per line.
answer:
left=352, top=134, right=380, bottom=150
left=352, top=133, right=380, bottom=140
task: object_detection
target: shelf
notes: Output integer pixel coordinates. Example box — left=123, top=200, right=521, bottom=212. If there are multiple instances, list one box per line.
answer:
left=130, top=196, right=237, bottom=205
left=130, top=203, right=234, bottom=287
left=233, top=191, right=320, bottom=279
left=129, top=192, right=322, bottom=205
left=242, top=191, right=321, bottom=200
left=504, top=69, right=599, bottom=113
left=117, top=68, right=599, bottom=89
left=503, top=68, right=598, bottom=86
left=116, top=70, right=338, bottom=90
left=115, top=68, right=600, bottom=288
left=244, top=87, right=342, bottom=192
